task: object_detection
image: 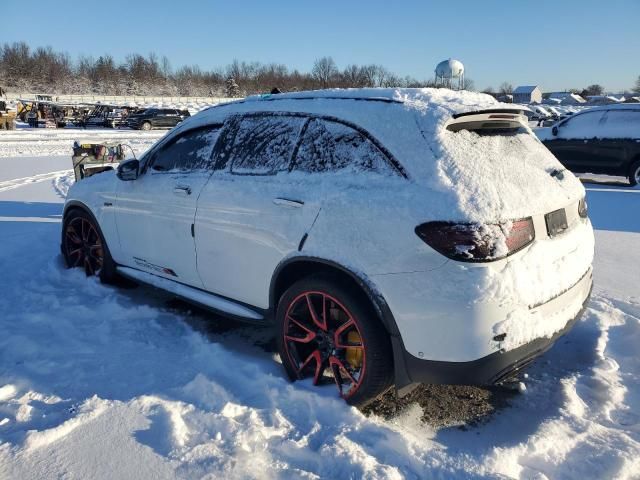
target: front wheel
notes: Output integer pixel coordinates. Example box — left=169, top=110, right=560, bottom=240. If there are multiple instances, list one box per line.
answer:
left=62, top=210, right=117, bottom=283
left=629, top=160, right=640, bottom=187
left=276, top=275, right=393, bottom=407
left=141, top=121, right=152, bottom=131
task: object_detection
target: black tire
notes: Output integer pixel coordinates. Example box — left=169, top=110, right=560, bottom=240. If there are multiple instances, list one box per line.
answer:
left=276, top=274, right=393, bottom=407
left=629, top=160, right=640, bottom=187
left=62, top=209, right=117, bottom=283
left=141, top=121, right=152, bottom=131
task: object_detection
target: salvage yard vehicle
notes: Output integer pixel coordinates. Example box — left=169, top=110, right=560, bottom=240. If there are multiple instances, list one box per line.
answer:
left=126, top=107, right=190, bottom=130
left=61, top=89, right=594, bottom=406
left=0, top=100, right=16, bottom=130
left=540, top=104, right=640, bottom=186
left=71, top=142, right=126, bottom=181
left=81, top=103, right=141, bottom=129
left=17, top=99, right=59, bottom=128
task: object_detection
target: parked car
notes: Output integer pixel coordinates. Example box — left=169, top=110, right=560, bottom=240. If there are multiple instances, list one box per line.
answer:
left=540, top=105, right=640, bottom=185
left=126, top=108, right=190, bottom=130
left=61, top=89, right=594, bottom=406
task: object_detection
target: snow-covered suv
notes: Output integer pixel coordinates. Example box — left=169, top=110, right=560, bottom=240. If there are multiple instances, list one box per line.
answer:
left=61, top=89, right=594, bottom=406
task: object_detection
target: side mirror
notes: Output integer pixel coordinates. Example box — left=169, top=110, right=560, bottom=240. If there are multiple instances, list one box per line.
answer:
left=552, top=125, right=559, bottom=136
left=117, top=158, right=139, bottom=181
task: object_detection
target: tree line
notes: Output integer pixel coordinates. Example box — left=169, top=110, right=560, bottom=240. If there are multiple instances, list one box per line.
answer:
left=1, top=42, right=637, bottom=98
left=0, top=42, right=460, bottom=97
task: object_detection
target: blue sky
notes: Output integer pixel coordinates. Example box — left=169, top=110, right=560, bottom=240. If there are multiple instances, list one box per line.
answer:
left=3, top=0, right=639, bottom=92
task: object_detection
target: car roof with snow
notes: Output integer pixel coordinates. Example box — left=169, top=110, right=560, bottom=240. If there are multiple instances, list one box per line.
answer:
left=167, top=88, right=526, bottom=167
left=176, top=88, right=525, bottom=131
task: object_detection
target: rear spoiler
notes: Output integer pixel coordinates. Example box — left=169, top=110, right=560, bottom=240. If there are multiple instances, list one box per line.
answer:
left=451, top=107, right=530, bottom=119
left=446, top=109, right=529, bottom=132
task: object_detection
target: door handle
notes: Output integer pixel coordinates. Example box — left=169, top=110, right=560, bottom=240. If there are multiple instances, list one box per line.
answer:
left=273, top=197, right=304, bottom=208
left=173, top=185, right=192, bottom=195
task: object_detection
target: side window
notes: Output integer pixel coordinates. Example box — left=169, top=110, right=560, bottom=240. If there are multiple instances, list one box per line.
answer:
left=600, top=110, right=640, bottom=139
left=222, top=115, right=305, bottom=175
left=558, top=111, right=606, bottom=139
left=150, top=126, right=221, bottom=172
left=294, top=119, right=394, bottom=174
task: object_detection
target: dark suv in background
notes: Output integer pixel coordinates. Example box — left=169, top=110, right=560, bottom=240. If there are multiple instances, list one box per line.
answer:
left=126, top=108, right=190, bottom=130
left=540, top=105, right=640, bottom=185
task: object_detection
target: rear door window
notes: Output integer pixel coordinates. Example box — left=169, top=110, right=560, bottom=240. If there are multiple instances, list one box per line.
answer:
left=149, top=126, right=222, bottom=172
left=222, top=115, right=305, bottom=175
left=600, top=110, right=640, bottom=139
left=557, top=111, right=606, bottom=139
left=293, top=118, right=395, bottom=174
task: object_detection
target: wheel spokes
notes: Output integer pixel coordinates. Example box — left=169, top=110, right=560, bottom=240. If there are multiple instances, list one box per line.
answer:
left=329, top=355, right=357, bottom=395
left=80, top=219, right=89, bottom=242
left=65, top=218, right=104, bottom=276
left=65, top=226, right=82, bottom=245
left=84, top=257, right=94, bottom=276
left=333, top=318, right=363, bottom=349
left=305, top=293, right=327, bottom=331
left=285, top=315, right=317, bottom=343
left=72, top=250, right=84, bottom=267
left=284, top=291, right=366, bottom=399
left=298, top=349, right=324, bottom=385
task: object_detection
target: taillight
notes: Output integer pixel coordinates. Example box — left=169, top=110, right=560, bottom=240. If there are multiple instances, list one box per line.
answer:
left=415, top=217, right=535, bottom=262
left=578, top=198, right=588, bottom=218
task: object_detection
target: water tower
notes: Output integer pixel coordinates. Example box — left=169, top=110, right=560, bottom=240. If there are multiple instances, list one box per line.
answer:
left=435, top=58, right=465, bottom=90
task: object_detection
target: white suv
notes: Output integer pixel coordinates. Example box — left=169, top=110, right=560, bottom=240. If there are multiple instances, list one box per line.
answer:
left=62, top=89, right=594, bottom=406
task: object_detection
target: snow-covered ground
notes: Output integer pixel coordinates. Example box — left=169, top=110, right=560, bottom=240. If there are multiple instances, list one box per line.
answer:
left=0, top=127, right=166, bottom=158
left=0, top=131, right=639, bottom=479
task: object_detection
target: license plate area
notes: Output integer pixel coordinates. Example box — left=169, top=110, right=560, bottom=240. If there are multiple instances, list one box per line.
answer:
left=545, top=208, right=568, bottom=237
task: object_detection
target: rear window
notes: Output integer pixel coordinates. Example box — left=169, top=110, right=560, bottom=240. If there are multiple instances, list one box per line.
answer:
left=599, top=110, right=640, bottom=139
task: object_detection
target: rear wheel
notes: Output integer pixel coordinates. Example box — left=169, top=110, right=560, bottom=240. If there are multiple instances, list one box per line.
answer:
left=276, top=275, right=393, bottom=407
left=62, top=210, right=117, bottom=283
left=629, top=160, right=640, bottom=187
left=141, top=121, right=152, bottom=131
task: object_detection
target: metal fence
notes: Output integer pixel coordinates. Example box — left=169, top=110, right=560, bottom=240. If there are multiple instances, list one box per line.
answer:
left=5, top=93, right=236, bottom=105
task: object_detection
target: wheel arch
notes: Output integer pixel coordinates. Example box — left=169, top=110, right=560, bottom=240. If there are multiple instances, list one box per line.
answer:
left=61, top=200, right=100, bottom=248
left=270, top=256, right=414, bottom=391
left=63, top=200, right=97, bottom=223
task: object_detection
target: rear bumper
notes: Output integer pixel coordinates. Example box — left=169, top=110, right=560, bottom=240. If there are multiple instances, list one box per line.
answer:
left=400, top=275, right=592, bottom=386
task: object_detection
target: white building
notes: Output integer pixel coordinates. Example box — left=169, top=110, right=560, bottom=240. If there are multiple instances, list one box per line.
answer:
left=513, top=85, right=542, bottom=104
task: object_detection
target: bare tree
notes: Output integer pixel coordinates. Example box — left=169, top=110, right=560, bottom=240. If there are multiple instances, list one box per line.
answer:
left=498, top=82, right=513, bottom=95
left=634, top=75, right=640, bottom=94
left=582, top=84, right=605, bottom=96
left=312, top=57, right=338, bottom=88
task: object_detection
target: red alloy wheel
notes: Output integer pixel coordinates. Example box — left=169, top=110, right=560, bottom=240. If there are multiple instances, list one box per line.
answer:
left=283, top=291, right=366, bottom=399
left=64, top=217, right=104, bottom=276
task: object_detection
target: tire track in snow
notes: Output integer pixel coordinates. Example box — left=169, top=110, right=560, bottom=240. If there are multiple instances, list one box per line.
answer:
left=52, top=171, right=75, bottom=199
left=0, top=170, right=73, bottom=193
